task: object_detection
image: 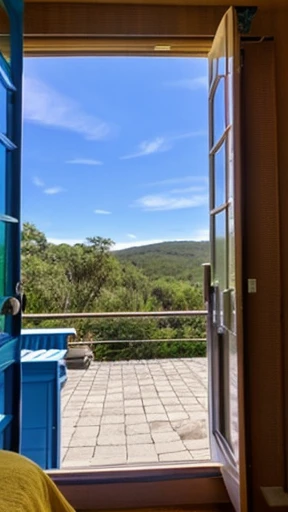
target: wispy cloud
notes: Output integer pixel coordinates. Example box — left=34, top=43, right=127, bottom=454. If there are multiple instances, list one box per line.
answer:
left=120, top=131, right=206, bottom=160
left=32, top=176, right=63, bottom=195
left=23, top=76, right=110, bottom=140
left=47, top=237, right=84, bottom=245
left=44, top=187, right=64, bottom=195
left=66, top=159, right=103, bottom=166
left=144, top=175, right=208, bottom=188
left=170, top=185, right=206, bottom=194
left=165, top=76, right=208, bottom=91
left=47, top=232, right=209, bottom=249
left=120, top=137, right=168, bottom=160
left=113, top=232, right=209, bottom=251
left=94, top=209, right=111, bottom=215
left=32, top=176, right=45, bottom=187
left=127, top=234, right=136, bottom=239
left=133, top=193, right=208, bottom=211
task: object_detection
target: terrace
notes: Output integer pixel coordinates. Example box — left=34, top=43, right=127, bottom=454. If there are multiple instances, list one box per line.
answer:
left=61, top=358, right=210, bottom=467
left=22, top=310, right=210, bottom=468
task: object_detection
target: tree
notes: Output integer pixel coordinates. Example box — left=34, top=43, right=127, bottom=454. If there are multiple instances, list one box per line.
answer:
left=21, top=222, right=48, bottom=258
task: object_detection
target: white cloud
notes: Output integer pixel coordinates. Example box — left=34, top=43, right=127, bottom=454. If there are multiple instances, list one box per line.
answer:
left=47, top=237, right=84, bottom=245
left=120, top=131, right=206, bottom=161
left=23, top=76, right=110, bottom=140
left=144, top=175, right=208, bottom=188
left=44, top=187, right=64, bottom=195
left=32, top=177, right=63, bottom=195
left=133, top=193, right=208, bottom=211
left=66, top=159, right=103, bottom=166
left=32, top=176, right=45, bottom=187
left=193, top=229, right=209, bottom=241
left=165, top=76, right=208, bottom=91
left=170, top=185, right=207, bottom=194
left=94, top=209, right=111, bottom=215
left=113, top=233, right=209, bottom=251
left=47, top=232, right=209, bottom=249
left=173, top=130, right=207, bottom=140
left=120, top=137, right=168, bottom=160
left=127, top=234, right=136, bottom=239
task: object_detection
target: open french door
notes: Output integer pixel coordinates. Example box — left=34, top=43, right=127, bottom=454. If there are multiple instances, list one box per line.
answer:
left=206, top=7, right=247, bottom=511
left=0, top=0, right=23, bottom=452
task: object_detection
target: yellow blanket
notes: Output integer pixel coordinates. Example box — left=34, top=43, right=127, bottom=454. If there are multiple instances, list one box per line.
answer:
left=0, top=450, right=75, bottom=512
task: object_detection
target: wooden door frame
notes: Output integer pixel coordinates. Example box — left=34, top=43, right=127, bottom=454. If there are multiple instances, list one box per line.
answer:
left=4, top=2, right=286, bottom=509
left=241, top=39, right=283, bottom=511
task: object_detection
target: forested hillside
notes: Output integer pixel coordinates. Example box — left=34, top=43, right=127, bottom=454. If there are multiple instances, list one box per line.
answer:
left=21, top=223, right=208, bottom=360
left=115, top=241, right=210, bottom=282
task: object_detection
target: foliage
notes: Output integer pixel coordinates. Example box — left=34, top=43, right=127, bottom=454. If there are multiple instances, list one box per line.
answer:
left=115, top=240, right=210, bottom=282
left=21, top=223, right=208, bottom=360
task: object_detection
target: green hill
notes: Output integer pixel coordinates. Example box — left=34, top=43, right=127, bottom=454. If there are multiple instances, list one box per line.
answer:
left=114, top=240, right=210, bottom=283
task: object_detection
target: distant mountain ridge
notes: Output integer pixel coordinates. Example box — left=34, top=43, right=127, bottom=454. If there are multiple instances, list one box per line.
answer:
left=114, top=240, right=210, bottom=283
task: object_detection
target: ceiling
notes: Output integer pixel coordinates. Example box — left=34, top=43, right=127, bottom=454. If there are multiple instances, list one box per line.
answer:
left=24, top=0, right=288, bottom=6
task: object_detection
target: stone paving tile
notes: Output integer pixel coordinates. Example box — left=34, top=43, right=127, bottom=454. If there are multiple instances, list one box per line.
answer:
left=151, top=431, right=181, bottom=443
left=80, top=409, right=103, bottom=417
left=62, top=417, right=78, bottom=427
left=126, top=423, right=150, bottom=435
left=127, top=434, right=153, bottom=444
left=103, top=406, right=124, bottom=415
left=183, top=439, right=209, bottom=450
left=61, top=358, right=210, bottom=468
left=190, top=449, right=211, bottom=460
left=155, top=441, right=186, bottom=454
left=99, top=423, right=125, bottom=435
left=149, top=421, right=174, bottom=433
left=64, top=447, right=94, bottom=462
left=159, top=451, right=192, bottom=462
left=125, top=406, right=145, bottom=415
left=146, top=413, right=168, bottom=422
left=144, top=405, right=166, bottom=414
left=161, top=397, right=181, bottom=405
left=167, top=411, right=189, bottom=421
left=101, top=415, right=124, bottom=424
left=93, top=445, right=126, bottom=461
left=142, top=398, right=162, bottom=406
left=124, top=399, right=143, bottom=407
left=164, top=405, right=185, bottom=413
left=97, top=433, right=125, bottom=446
left=127, top=443, right=158, bottom=463
left=77, top=416, right=101, bottom=426
left=126, top=414, right=147, bottom=425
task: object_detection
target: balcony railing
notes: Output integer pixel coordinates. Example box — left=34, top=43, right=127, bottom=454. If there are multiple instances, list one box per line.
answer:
left=22, top=309, right=208, bottom=346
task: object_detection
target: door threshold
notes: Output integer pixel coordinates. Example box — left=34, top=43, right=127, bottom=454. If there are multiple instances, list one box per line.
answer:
left=48, top=463, right=229, bottom=510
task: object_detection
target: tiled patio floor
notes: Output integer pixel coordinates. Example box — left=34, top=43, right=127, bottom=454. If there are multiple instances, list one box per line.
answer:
left=61, top=358, right=210, bottom=467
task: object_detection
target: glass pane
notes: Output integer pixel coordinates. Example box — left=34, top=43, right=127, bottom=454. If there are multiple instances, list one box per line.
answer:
left=0, top=1, right=10, bottom=63
left=0, top=221, right=5, bottom=333
left=218, top=29, right=226, bottom=77
left=227, top=62, right=233, bottom=127
left=0, top=143, right=6, bottom=215
left=214, top=210, right=227, bottom=291
left=218, top=56, right=226, bottom=77
left=210, top=58, right=218, bottom=87
left=214, top=141, right=226, bottom=208
left=213, top=78, right=226, bottom=145
left=228, top=203, right=235, bottom=292
left=228, top=330, right=239, bottom=462
left=0, top=80, right=7, bottom=135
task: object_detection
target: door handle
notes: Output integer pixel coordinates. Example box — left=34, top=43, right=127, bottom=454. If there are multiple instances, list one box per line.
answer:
left=202, top=263, right=211, bottom=303
left=0, top=296, right=21, bottom=316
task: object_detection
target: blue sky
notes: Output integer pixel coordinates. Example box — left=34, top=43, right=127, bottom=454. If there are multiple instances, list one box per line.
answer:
left=22, top=56, right=209, bottom=250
